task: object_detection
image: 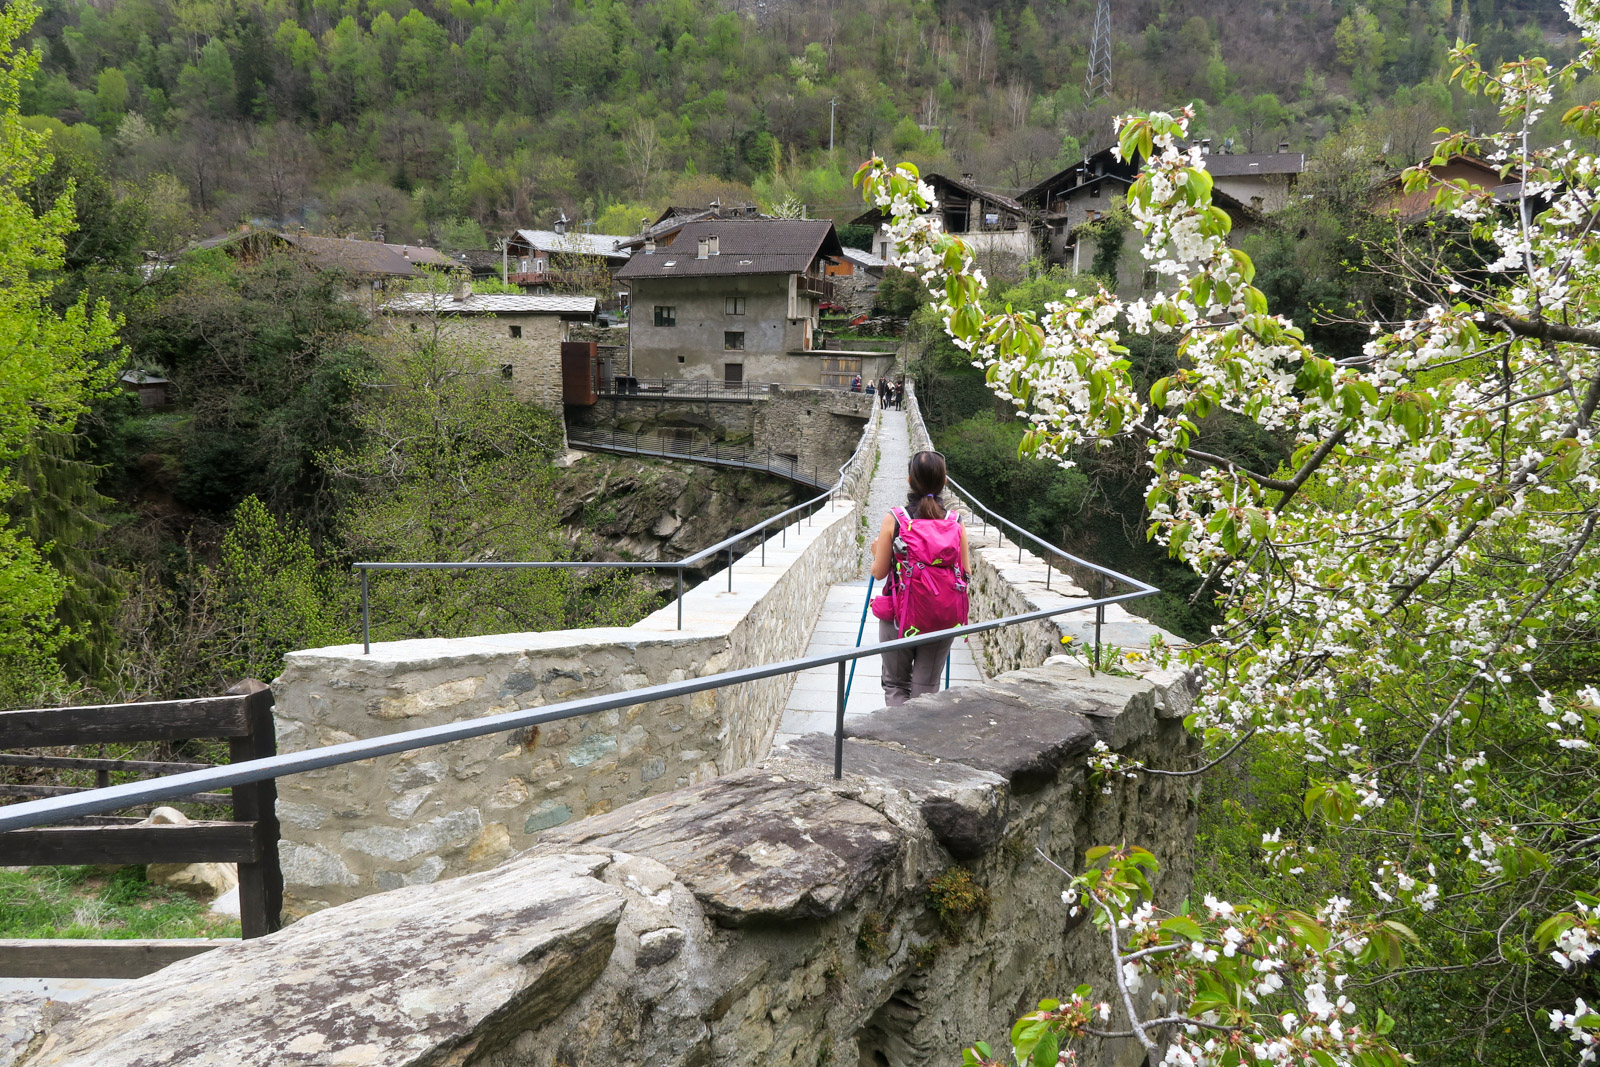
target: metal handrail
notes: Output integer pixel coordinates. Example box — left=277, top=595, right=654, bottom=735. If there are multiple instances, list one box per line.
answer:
left=0, top=397, right=1163, bottom=833
left=566, top=428, right=828, bottom=488
left=0, top=583, right=1156, bottom=834
left=354, top=400, right=881, bottom=650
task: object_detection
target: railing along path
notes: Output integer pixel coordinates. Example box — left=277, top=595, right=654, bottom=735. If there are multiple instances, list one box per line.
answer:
left=0, top=400, right=1158, bottom=867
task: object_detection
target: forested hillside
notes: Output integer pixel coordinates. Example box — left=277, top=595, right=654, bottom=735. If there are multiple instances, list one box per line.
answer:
left=25, top=0, right=1572, bottom=247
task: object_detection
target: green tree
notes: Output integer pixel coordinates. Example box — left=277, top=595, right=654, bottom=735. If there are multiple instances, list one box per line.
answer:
left=0, top=0, right=121, bottom=706
left=326, top=295, right=651, bottom=639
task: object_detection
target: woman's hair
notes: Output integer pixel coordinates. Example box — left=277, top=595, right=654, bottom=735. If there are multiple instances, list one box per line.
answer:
left=907, top=451, right=948, bottom=520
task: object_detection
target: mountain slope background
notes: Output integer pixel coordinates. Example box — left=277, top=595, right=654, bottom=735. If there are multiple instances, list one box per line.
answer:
left=25, top=0, right=1575, bottom=247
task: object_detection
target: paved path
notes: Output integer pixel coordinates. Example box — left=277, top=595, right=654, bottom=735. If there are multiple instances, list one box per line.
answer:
left=775, top=408, right=984, bottom=746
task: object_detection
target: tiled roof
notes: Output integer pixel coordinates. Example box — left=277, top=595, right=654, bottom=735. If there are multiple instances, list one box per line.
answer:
left=512, top=229, right=632, bottom=259
left=615, top=219, right=844, bottom=280
left=1202, top=152, right=1306, bottom=177
left=384, top=293, right=598, bottom=315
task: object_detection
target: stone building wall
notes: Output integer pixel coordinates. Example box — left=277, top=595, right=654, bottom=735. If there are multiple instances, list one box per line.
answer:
left=11, top=658, right=1200, bottom=1067
left=753, top=387, right=874, bottom=487
left=395, top=313, right=569, bottom=407
left=269, top=410, right=881, bottom=916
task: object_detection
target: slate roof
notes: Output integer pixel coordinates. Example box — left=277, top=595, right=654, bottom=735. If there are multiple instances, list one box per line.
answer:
left=384, top=293, right=598, bottom=315
left=927, top=174, right=1029, bottom=217
left=384, top=242, right=455, bottom=268
left=614, top=219, right=844, bottom=280
left=842, top=247, right=887, bottom=270
left=1202, top=152, right=1306, bottom=177
left=451, top=249, right=505, bottom=274
left=512, top=229, right=632, bottom=260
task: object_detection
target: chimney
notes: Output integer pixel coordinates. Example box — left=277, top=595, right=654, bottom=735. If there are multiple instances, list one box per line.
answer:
left=1200, top=138, right=1211, bottom=155
left=708, top=235, right=720, bottom=256
left=554, top=212, right=569, bottom=235
left=452, top=276, right=471, bottom=302
left=1278, top=140, right=1290, bottom=154
left=374, top=225, right=386, bottom=242
left=697, top=236, right=709, bottom=259
left=801, top=204, right=807, bottom=219
left=645, top=237, right=656, bottom=254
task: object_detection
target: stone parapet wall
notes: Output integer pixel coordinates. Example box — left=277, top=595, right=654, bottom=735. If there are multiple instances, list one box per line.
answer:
left=272, top=496, right=863, bottom=916
left=904, top=383, right=1184, bottom=676
left=10, top=659, right=1199, bottom=1067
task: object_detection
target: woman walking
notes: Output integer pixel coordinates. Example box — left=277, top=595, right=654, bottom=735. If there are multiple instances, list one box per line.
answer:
left=869, top=451, right=971, bottom=705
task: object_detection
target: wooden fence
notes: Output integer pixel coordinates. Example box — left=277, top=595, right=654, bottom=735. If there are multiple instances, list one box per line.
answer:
left=0, top=680, right=282, bottom=975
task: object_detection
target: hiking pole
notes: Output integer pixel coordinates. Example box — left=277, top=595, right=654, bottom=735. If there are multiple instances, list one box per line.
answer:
left=843, top=575, right=875, bottom=708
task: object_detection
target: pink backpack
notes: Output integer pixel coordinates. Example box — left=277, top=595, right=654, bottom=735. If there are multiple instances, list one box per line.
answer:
left=872, top=506, right=970, bottom=637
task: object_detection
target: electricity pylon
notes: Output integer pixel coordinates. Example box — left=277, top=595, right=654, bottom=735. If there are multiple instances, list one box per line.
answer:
left=1085, top=0, right=1112, bottom=103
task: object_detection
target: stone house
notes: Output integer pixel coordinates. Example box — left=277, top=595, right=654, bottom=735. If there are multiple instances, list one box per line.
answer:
left=1204, top=143, right=1306, bottom=214
left=824, top=247, right=887, bottom=316
left=853, top=174, right=1034, bottom=275
left=383, top=287, right=598, bottom=408
left=1020, top=142, right=1305, bottom=276
left=503, top=216, right=631, bottom=301
left=614, top=218, right=857, bottom=387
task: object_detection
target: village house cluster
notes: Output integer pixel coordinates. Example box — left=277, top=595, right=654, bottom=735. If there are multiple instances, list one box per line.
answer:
left=122, top=149, right=1517, bottom=414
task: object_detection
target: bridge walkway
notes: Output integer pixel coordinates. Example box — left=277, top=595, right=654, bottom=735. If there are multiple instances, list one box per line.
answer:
left=776, top=408, right=985, bottom=745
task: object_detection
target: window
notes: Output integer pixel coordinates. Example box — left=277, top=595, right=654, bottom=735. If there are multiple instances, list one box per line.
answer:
left=724, top=331, right=745, bottom=350
left=1142, top=269, right=1157, bottom=291
left=654, top=305, right=676, bottom=327
left=508, top=324, right=522, bottom=339
left=677, top=354, right=686, bottom=364
left=500, top=364, right=514, bottom=380
left=724, top=363, right=744, bottom=386
left=725, top=296, right=746, bottom=315
left=1090, top=184, right=1101, bottom=198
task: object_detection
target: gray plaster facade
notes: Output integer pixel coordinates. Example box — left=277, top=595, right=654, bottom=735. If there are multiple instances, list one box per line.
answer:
left=628, top=274, right=815, bottom=383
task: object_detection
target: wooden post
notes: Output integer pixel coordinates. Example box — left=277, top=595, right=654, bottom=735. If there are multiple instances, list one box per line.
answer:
left=227, top=680, right=282, bottom=939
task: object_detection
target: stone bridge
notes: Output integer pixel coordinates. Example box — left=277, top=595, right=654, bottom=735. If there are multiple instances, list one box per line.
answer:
left=5, top=390, right=1198, bottom=1067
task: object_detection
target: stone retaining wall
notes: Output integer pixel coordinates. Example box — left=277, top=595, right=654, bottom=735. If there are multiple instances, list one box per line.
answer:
left=903, top=383, right=1184, bottom=676
left=9, top=659, right=1199, bottom=1067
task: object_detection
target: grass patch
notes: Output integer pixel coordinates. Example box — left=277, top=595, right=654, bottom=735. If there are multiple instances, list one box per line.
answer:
left=0, top=865, right=241, bottom=939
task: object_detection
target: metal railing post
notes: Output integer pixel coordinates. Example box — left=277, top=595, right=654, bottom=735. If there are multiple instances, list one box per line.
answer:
left=834, top=660, right=847, bottom=780
left=727, top=547, right=733, bottom=591
left=361, top=570, right=371, bottom=655
left=676, top=569, right=684, bottom=630
left=1095, top=575, right=1106, bottom=665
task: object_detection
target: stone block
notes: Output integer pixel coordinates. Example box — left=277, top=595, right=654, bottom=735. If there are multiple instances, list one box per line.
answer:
left=847, top=678, right=1096, bottom=794
left=12, top=854, right=624, bottom=1067
left=780, top=734, right=1009, bottom=860
left=536, top=769, right=902, bottom=925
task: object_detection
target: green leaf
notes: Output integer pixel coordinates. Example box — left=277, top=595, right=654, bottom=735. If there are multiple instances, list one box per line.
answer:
left=1030, top=1030, right=1060, bottom=1067
left=1160, top=915, right=1205, bottom=941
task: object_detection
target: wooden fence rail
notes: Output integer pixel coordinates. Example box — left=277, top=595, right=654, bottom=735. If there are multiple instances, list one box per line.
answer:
left=0, top=680, right=282, bottom=947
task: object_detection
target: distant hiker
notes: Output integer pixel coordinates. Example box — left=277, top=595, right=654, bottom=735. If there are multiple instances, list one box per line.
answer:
left=869, top=450, right=971, bottom=705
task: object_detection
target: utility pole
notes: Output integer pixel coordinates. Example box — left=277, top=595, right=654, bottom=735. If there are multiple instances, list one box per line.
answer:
left=829, top=98, right=837, bottom=153
left=1085, top=0, right=1112, bottom=104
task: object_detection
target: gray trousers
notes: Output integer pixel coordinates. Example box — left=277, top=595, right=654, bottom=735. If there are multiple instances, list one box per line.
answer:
left=879, top=617, right=953, bottom=706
